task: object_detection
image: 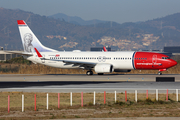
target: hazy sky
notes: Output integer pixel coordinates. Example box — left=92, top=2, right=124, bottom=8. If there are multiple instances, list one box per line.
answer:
left=1, top=0, right=180, bottom=23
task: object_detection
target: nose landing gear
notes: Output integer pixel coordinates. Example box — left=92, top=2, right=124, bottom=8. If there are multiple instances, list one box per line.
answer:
left=158, top=68, right=166, bottom=75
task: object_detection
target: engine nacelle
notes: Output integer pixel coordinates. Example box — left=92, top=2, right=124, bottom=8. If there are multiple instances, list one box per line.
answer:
left=94, top=63, right=114, bottom=73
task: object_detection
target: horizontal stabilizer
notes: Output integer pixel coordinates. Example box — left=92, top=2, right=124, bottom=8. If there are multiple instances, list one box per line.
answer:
left=4, top=51, right=33, bottom=56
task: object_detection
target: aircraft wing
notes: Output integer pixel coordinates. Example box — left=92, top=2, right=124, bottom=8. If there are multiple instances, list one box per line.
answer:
left=4, top=51, right=33, bottom=56
left=51, top=59, right=96, bottom=69
left=34, top=47, right=96, bottom=69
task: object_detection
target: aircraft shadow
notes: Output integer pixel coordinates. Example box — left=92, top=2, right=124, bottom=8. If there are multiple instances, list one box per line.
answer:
left=0, top=81, right=122, bottom=88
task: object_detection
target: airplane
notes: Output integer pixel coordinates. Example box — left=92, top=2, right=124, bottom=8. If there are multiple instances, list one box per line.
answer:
left=15, top=20, right=177, bottom=75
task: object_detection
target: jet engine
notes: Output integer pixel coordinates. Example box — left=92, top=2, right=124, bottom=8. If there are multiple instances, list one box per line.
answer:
left=94, top=63, right=114, bottom=73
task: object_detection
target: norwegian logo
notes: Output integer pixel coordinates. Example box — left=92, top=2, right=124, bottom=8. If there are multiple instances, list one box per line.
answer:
left=55, top=54, right=60, bottom=57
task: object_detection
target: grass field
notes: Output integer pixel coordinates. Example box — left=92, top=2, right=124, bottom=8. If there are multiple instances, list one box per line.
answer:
left=0, top=92, right=180, bottom=119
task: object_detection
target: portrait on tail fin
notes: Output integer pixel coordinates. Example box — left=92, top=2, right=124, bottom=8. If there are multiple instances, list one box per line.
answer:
left=24, top=33, right=34, bottom=52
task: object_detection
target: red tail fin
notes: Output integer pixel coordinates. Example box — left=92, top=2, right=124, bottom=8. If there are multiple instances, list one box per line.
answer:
left=17, top=20, right=26, bottom=25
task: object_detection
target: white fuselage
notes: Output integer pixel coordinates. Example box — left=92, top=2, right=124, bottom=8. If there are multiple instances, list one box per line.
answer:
left=27, top=51, right=135, bottom=70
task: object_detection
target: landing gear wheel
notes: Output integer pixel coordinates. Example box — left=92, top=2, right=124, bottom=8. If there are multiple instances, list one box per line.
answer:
left=98, top=73, right=104, bottom=75
left=86, top=71, right=93, bottom=75
left=158, top=72, right=162, bottom=75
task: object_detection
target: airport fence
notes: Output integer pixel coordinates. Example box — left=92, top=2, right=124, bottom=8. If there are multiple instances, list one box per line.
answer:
left=1, top=89, right=180, bottom=113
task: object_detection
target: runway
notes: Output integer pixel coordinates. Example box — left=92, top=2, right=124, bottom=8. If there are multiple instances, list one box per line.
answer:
left=0, top=74, right=180, bottom=81
left=0, top=74, right=180, bottom=93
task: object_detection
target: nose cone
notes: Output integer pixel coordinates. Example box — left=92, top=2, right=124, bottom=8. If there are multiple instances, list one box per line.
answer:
left=170, top=59, right=177, bottom=67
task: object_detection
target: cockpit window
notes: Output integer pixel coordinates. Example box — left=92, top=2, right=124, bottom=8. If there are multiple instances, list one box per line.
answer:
left=162, top=57, right=170, bottom=59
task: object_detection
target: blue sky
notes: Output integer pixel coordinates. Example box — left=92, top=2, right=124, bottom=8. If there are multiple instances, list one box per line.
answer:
left=1, top=0, right=180, bottom=23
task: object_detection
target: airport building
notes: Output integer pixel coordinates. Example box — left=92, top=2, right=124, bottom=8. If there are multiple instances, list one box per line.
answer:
left=0, top=50, right=21, bottom=61
left=90, top=47, right=111, bottom=51
left=164, top=46, right=180, bottom=54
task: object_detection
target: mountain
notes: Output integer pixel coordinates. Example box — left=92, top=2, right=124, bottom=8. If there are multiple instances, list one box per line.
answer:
left=0, top=7, right=180, bottom=51
left=0, top=8, right=116, bottom=51
left=49, top=13, right=107, bottom=25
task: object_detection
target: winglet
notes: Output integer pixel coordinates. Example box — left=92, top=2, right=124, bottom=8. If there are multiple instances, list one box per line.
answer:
left=17, top=20, right=26, bottom=25
left=34, top=48, right=43, bottom=57
left=103, top=46, right=107, bottom=52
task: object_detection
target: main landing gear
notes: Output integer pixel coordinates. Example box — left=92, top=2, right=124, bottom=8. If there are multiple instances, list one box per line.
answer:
left=86, top=70, right=93, bottom=75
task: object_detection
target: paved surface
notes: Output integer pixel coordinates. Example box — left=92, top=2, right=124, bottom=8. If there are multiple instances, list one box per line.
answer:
left=0, top=74, right=180, bottom=93
left=0, top=74, right=180, bottom=81
left=0, top=81, right=180, bottom=93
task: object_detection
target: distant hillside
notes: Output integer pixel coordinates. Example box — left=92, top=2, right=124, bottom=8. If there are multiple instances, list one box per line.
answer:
left=0, top=8, right=180, bottom=51
left=90, top=13, right=180, bottom=49
left=49, top=13, right=107, bottom=25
